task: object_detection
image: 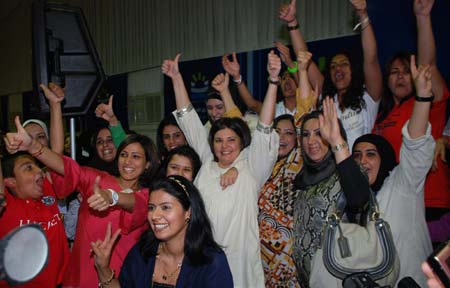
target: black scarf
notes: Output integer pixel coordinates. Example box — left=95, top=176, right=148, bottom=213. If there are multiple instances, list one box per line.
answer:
left=352, top=134, right=397, bottom=192
left=294, top=110, right=346, bottom=190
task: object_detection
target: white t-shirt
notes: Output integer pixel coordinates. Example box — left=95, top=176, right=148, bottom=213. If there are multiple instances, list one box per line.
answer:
left=275, top=101, right=296, bottom=118
left=332, top=91, right=379, bottom=149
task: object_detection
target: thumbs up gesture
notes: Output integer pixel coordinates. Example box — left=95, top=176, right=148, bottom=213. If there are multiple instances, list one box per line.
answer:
left=4, top=116, right=33, bottom=154
left=87, top=176, right=114, bottom=212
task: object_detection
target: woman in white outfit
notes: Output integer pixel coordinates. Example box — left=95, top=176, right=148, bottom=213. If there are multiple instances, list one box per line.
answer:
left=162, top=51, right=281, bottom=288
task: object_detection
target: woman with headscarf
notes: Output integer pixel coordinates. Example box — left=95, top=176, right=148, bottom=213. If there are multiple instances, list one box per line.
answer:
left=292, top=97, right=370, bottom=286
left=352, top=60, right=435, bottom=287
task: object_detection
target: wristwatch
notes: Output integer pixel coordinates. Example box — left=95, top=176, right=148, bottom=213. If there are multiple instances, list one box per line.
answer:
left=108, top=189, right=119, bottom=206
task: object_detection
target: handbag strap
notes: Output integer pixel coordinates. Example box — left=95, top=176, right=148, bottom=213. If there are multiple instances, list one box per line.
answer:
left=334, top=188, right=380, bottom=220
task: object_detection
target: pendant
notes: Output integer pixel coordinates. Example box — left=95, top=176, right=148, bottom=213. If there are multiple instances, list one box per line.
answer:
left=162, top=275, right=167, bottom=281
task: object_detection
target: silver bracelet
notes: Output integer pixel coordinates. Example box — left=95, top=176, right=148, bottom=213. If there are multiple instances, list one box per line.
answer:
left=256, top=121, right=273, bottom=134
left=176, top=103, right=194, bottom=118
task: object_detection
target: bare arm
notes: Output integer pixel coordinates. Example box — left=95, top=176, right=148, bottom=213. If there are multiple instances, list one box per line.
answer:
left=41, top=83, right=65, bottom=154
left=414, top=0, right=446, bottom=101
left=279, top=0, right=324, bottom=93
left=5, top=116, right=65, bottom=175
left=259, top=51, right=281, bottom=125
left=351, top=0, right=383, bottom=102
left=222, top=53, right=262, bottom=113
left=408, top=56, right=432, bottom=138
left=162, top=54, right=191, bottom=109
left=211, top=73, right=238, bottom=113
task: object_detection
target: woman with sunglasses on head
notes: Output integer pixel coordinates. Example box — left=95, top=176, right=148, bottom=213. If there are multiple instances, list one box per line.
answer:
left=91, top=176, right=233, bottom=288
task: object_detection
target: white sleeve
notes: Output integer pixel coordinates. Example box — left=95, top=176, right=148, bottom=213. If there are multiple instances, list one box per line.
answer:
left=247, top=122, right=279, bottom=187
left=363, top=91, right=380, bottom=134
left=173, top=105, right=213, bottom=163
left=396, top=121, right=435, bottom=196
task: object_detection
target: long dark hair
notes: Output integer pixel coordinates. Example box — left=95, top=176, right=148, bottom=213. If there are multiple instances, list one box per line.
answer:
left=208, top=117, right=251, bottom=162
left=87, top=126, right=118, bottom=175
left=115, top=134, right=159, bottom=187
left=139, top=176, right=221, bottom=266
left=322, top=52, right=366, bottom=112
left=156, top=114, right=185, bottom=160
left=376, top=51, right=415, bottom=124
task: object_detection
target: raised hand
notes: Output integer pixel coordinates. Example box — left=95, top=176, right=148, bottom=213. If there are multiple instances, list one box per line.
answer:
left=297, top=50, right=312, bottom=72
left=275, top=42, right=295, bottom=68
left=95, top=95, right=118, bottom=125
left=350, top=0, right=368, bottom=17
left=410, top=55, right=432, bottom=98
left=40, top=82, right=65, bottom=104
left=4, top=116, right=33, bottom=154
left=279, top=0, right=297, bottom=24
left=222, top=53, right=241, bottom=80
left=267, top=50, right=282, bottom=81
left=161, top=54, right=181, bottom=79
left=319, top=97, right=342, bottom=146
left=87, top=176, right=113, bottom=212
left=211, top=73, right=230, bottom=94
left=414, top=0, right=434, bottom=17
left=91, top=222, right=122, bottom=270
left=220, top=167, right=238, bottom=190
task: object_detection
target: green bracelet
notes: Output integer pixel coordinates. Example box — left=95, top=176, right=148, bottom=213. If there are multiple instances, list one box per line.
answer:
left=287, top=61, right=298, bottom=74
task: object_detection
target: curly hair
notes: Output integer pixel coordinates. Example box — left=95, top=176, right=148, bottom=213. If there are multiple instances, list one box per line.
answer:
left=322, top=52, right=366, bottom=113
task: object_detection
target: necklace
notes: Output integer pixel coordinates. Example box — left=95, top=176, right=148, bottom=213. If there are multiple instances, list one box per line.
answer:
left=153, top=244, right=183, bottom=282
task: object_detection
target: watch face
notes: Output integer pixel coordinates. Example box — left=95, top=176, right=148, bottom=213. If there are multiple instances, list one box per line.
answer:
left=113, top=192, right=119, bottom=202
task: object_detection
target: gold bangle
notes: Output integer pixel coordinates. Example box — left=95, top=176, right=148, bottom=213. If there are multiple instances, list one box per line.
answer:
left=98, top=268, right=115, bottom=287
left=331, top=142, right=348, bottom=153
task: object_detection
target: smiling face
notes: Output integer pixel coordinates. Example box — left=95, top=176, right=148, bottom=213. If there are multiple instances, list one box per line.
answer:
left=162, top=125, right=187, bottom=152
left=330, top=54, right=352, bottom=93
left=213, top=128, right=242, bottom=168
left=5, top=156, right=44, bottom=200
left=352, top=142, right=381, bottom=186
left=117, top=142, right=150, bottom=184
left=96, top=128, right=116, bottom=162
left=276, top=119, right=297, bottom=158
left=206, top=98, right=225, bottom=123
left=166, top=155, right=194, bottom=181
left=301, top=118, right=329, bottom=162
left=148, top=189, right=190, bottom=243
left=387, top=58, right=413, bottom=104
left=24, top=124, right=48, bottom=147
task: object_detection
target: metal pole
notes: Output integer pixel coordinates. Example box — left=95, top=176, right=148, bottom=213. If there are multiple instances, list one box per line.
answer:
left=70, top=118, right=76, bottom=160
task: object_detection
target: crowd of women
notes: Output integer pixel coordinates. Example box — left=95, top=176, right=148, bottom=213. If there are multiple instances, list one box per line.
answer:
left=0, top=0, right=449, bottom=287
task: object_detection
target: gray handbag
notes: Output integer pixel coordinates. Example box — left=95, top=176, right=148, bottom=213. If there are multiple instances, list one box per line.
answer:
left=311, top=190, right=400, bottom=287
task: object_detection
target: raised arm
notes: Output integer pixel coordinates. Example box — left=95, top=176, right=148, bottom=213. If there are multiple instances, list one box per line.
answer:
left=95, top=95, right=127, bottom=147
left=409, top=55, right=432, bottom=138
left=211, top=73, right=239, bottom=113
left=162, top=54, right=191, bottom=109
left=279, top=0, right=324, bottom=93
left=275, top=41, right=299, bottom=84
left=5, top=116, right=64, bottom=175
left=41, top=83, right=65, bottom=154
left=222, top=53, right=262, bottom=113
left=296, top=50, right=318, bottom=122
left=351, top=0, right=383, bottom=102
left=259, top=50, right=281, bottom=125
left=414, top=0, right=446, bottom=101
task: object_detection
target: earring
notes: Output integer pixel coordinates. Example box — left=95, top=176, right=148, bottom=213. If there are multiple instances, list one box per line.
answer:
left=185, top=217, right=190, bottom=224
